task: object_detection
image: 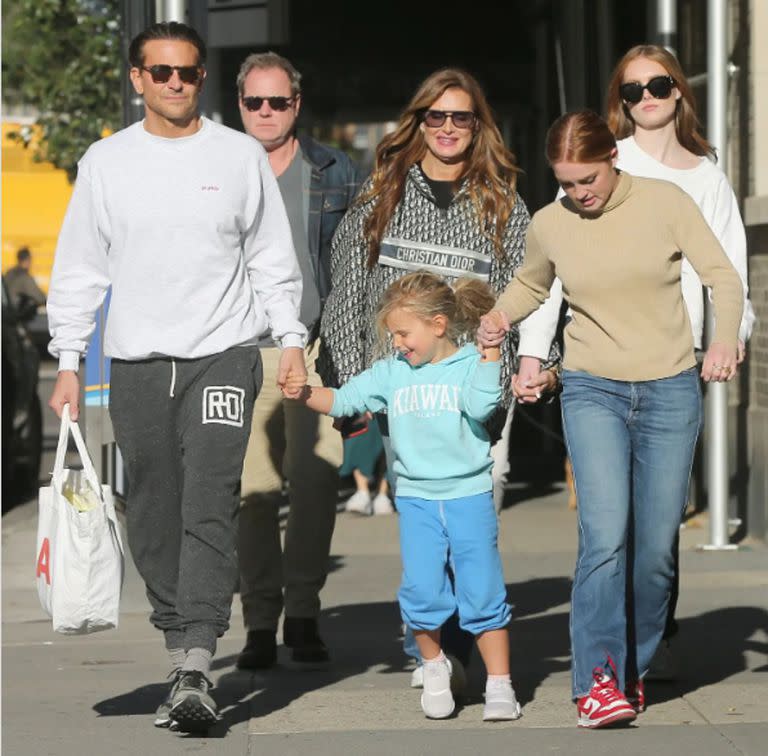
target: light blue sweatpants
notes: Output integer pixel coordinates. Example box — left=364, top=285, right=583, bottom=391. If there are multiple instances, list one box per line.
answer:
left=396, top=492, right=511, bottom=635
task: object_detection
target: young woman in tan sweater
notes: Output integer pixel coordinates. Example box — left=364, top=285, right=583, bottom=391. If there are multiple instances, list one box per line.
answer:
left=478, top=110, right=743, bottom=729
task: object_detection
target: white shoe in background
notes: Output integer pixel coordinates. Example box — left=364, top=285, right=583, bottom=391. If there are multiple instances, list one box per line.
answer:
left=372, top=493, right=395, bottom=515
left=344, top=490, right=372, bottom=515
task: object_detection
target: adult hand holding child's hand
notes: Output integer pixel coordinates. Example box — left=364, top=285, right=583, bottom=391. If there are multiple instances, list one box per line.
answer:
left=281, top=371, right=308, bottom=398
left=477, top=310, right=510, bottom=348
left=278, top=347, right=308, bottom=399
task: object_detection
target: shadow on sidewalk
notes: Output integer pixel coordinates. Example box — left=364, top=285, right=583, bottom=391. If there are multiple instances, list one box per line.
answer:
left=91, top=576, right=573, bottom=734
left=645, top=606, right=768, bottom=704
left=90, top=582, right=765, bottom=734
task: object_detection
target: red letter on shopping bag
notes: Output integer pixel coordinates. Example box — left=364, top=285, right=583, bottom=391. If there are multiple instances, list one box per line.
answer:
left=36, top=538, right=51, bottom=585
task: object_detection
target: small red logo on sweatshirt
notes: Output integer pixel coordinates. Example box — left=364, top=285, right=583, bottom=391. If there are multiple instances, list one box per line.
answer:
left=201, top=185, right=220, bottom=191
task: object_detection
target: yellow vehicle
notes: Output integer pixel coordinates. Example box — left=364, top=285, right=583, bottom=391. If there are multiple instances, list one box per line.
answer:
left=1, top=121, right=73, bottom=293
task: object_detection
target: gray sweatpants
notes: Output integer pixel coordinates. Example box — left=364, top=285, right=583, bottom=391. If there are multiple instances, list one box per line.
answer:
left=109, top=346, right=263, bottom=654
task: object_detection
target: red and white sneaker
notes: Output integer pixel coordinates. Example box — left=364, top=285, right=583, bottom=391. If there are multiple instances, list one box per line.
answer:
left=577, top=663, right=637, bottom=729
left=625, top=679, right=646, bottom=713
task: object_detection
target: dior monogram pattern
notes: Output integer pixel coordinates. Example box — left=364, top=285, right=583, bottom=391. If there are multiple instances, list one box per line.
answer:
left=318, top=164, right=560, bottom=409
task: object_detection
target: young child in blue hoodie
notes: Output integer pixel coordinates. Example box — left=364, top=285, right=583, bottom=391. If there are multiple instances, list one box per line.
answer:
left=284, top=271, right=520, bottom=722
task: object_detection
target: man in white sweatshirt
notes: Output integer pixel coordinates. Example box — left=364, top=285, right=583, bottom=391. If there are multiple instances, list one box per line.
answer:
left=46, top=22, right=307, bottom=735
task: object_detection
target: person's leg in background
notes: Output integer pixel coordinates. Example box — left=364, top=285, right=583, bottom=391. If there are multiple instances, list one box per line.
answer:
left=281, top=341, right=343, bottom=662
left=648, top=363, right=704, bottom=681
left=338, top=413, right=386, bottom=516
left=237, top=347, right=286, bottom=669
left=345, top=468, right=374, bottom=515
left=490, top=403, right=515, bottom=513
left=370, top=424, right=394, bottom=514
left=372, top=468, right=394, bottom=515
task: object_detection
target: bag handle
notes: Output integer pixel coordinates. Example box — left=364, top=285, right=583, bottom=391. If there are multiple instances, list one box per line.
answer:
left=52, top=404, right=102, bottom=494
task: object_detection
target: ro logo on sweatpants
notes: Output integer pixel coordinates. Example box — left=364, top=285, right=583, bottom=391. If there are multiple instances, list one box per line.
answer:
left=202, top=386, right=245, bottom=427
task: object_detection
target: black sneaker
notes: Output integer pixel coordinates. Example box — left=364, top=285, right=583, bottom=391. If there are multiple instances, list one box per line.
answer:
left=153, top=669, right=182, bottom=728
left=283, top=617, right=330, bottom=663
left=169, top=671, right=218, bottom=733
left=236, top=629, right=277, bottom=670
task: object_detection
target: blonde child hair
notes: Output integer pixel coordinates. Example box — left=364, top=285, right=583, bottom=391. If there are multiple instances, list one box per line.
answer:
left=375, top=271, right=496, bottom=354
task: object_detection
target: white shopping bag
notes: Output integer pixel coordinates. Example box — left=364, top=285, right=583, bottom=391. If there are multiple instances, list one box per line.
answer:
left=35, top=404, right=125, bottom=634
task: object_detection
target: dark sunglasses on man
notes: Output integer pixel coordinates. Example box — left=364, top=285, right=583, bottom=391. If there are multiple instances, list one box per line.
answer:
left=241, top=96, right=296, bottom=112
left=619, top=75, right=675, bottom=104
left=421, top=109, right=477, bottom=129
left=140, top=64, right=203, bottom=85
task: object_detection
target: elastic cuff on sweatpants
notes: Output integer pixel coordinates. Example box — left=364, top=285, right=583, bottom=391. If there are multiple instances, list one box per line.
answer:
left=184, top=624, right=219, bottom=655
left=164, top=629, right=186, bottom=651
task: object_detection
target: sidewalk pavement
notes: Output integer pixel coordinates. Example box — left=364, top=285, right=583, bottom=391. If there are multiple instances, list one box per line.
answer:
left=3, top=484, right=767, bottom=755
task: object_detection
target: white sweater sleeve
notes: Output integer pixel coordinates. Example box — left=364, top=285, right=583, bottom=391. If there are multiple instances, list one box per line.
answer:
left=47, top=160, right=111, bottom=371
left=245, top=152, right=307, bottom=349
left=512, top=190, right=563, bottom=359
left=517, top=278, right=562, bottom=358
left=708, top=175, right=755, bottom=342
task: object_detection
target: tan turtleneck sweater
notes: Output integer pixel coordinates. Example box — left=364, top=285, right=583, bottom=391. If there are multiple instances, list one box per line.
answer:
left=496, top=172, right=744, bottom=381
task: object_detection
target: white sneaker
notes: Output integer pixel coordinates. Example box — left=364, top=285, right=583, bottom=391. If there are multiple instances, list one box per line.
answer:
left=344, top=490, right=372, bottom=515
left=410, top=654, right=466, bottom=695
left=372, top=492, right=395, bottom=515
left=420, top=657, right=455, bottom=719
left=483, top=678, right=522, bottom=721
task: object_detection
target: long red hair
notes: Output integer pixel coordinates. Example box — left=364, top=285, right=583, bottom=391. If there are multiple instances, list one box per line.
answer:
left=605, top=44, right=715, bottom=158
left=546, top=110, right=617, bottom=165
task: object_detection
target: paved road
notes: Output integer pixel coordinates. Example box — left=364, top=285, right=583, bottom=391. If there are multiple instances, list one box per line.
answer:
left=3, top=480, right=767, bottom=755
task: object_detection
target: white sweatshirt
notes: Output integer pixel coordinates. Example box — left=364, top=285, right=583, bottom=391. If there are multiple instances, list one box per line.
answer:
left=616, top=136, right=755, bottom=348
left=48, top=117, right=306, bottom=371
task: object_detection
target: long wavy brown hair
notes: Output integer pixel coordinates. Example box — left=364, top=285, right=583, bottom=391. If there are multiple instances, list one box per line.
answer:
left=359, top=68, right=521, bottom=268
left=605, top=45, right=715, bottom=159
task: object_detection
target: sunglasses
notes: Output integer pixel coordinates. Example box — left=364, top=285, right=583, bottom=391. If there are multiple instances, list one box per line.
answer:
left=140, top=64, right=203, bottom=85
left=421, top=109, right=477, bottom=129
left=619, top=75, right=675, bottom=104
left=241, top=96, right=296, bottom=112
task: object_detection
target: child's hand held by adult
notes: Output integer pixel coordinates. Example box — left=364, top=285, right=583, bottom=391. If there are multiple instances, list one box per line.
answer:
left=477, top=310, right=510, bottom=348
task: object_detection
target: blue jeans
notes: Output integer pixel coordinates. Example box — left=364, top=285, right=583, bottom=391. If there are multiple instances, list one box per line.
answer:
left=561, top=368, right=701, bottom=698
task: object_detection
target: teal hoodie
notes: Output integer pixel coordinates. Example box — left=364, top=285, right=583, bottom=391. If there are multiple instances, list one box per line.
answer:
left=330, top=344, right=501, bottom=499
